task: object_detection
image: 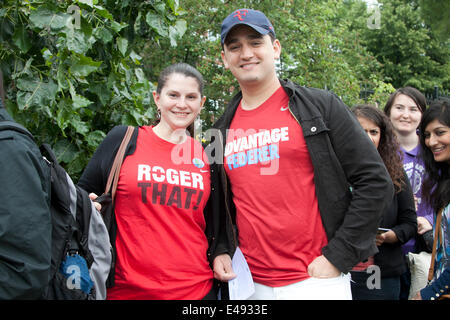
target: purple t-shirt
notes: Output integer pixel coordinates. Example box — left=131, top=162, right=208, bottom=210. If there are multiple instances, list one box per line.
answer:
left=401, top=145, right=433, bottom=254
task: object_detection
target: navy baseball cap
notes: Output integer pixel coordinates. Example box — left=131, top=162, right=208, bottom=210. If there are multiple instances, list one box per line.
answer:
left=221, top=9, right=275, bottom=45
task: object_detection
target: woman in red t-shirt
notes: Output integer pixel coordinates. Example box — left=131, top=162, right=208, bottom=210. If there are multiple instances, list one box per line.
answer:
left=79, top=63, right=235, bottom=299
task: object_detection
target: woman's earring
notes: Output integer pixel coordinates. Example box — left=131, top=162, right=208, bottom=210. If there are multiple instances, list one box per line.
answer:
left=157, top=109, right=161, bottom=120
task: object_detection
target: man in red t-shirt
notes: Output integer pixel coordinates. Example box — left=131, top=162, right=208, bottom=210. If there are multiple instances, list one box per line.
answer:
left=211, top=8, right=394, bottom=299
left=224, top=86, right=329, bottom=289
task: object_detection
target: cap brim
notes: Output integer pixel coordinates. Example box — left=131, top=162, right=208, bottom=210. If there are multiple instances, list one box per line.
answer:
left=222, top=23, right=271, bottom=44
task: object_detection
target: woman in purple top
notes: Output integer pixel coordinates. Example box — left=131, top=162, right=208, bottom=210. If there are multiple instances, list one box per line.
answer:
left=384, top=87, right=433, bottom=299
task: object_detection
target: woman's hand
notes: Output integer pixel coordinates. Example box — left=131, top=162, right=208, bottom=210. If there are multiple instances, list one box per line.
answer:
left=417, top=216, right=433, bottom=235
left=89, top=193, right=102, bottom=212
left=411, top=291, right=422, bottom=300
left=376, top=230, right=398, bottom=246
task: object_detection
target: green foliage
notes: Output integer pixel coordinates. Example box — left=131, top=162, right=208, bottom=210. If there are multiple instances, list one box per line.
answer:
left=419, top=0, right=450, bottom=41
left=355, top=0, right=450, bottom=94
left=1, top=0, right=447, bottom=180
left=143, top=0, right=393, bottom=116
left=0, top=0, right=187, bottom=181
left=274, top=0, right=380, bottom=106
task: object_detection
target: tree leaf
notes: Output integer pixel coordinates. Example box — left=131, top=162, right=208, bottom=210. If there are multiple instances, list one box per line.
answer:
left=65, top=27, right=92, bottom=54
left=146, top=12, right=168, bottom=37
left=67, top=151, right=88, bottom=177
left=70, top=116, right=90, bottom=135
left=151, top=3, right=166, bottom=15
left=54, top=139, right=79, bottom=163
left=167, top=0, right=177, bottom=13
left=93, top=26, right=113, bottom=43
left=89, top=82, right=110, bottom=106
left=77, top=0, right=97, bottom=8
left=70, top=54, right=102, bottom=77
left=29, top=7, right=70, bottom=31
left=168, top=19, right=186, bottom=46
left=86, top=130, right=106, bottom=148
left=129, top=51, right=142, bottom=65
left=117, top=37, right=128, bottom=56
left=12, top=25, right=32, bottom=53
left=175, top=19, right=187, bottom=36
left=56, top=99, right=71, bottom=132
left=16, top=78, right=58, bottom=109
left=72, top=94, right=92, bottom=109
left=68, top=79, right=92, bottom=109
left=93, top=5, right=113, bottom=20
left=110, top=21, right=128, bottom=33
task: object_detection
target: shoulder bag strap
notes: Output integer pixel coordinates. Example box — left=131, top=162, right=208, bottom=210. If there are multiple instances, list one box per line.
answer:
left=428, top=207, right=444, bottom=282
left=104, top=126, right=135, bottom=199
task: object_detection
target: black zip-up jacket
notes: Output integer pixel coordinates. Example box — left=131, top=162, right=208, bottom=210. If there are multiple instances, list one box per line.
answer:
left=0, top=107, right=52, bottom=299
left=374, top=171, right=417, bottom=278
left=209, top=79, right=395, bottom=273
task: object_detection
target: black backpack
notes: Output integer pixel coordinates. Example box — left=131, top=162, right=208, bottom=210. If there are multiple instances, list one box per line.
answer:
left=0, top=120, right=111, bottom=300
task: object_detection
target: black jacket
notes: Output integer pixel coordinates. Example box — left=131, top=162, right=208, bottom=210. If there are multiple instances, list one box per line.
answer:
left=209, top=79, right=395, bottom=273
left=0, top=107, right=52, bottom=299
left=375, top=171, right=417, bottom=277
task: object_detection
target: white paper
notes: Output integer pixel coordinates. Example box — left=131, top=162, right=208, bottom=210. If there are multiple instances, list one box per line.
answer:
left=228, top=247, right=255, bottom=300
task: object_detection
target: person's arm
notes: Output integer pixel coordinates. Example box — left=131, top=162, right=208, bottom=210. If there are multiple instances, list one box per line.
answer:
left=391, top=172, right=418, bottom=243
left=379, top=171, right=417, bottom=245
left=0, top=134, right=51, bottom=299
left=204, top=157, right=237, bottom=281
left=78, top=125, right=129, bottom=195
left=417, top=200, right=434, bottom=234
left=320, top=93, right=394, bottom=273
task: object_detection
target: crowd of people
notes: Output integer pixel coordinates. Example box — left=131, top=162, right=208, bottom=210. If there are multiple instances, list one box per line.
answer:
left=0, top=8, right=448, bottom=300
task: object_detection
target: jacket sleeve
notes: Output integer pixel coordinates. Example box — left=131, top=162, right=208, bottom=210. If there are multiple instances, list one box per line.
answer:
left=78, top=125, right=128, bottom=195
left=204, top=153, right=237, bottom=265
left=320, top=93, right=394, bottom=272
left=0, top=133, right=52, bottom=299
left=391, top=171, right=418, bottom=244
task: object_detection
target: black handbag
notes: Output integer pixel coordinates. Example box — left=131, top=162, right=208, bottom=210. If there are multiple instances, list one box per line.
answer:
left=415, top=229, right=434, bottom=253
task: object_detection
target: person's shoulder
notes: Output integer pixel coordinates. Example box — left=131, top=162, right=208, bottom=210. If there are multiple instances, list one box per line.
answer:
left=282, top=79, right=331, bottom=96
left=282, top=79, right=338, bottom=109
left=99, top=125, right=134, bottom=147
left=0, top=130, right=43, bottom=175
left=106, top=125, right=130, bottom=139
left=212, top=92, right=242, bottom=129
left=0, top=124, right=39, bottom=154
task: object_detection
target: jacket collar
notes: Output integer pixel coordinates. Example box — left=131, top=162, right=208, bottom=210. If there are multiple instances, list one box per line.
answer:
left=213, top=78, right=322, bottom=131
left=213, top=79, right=290, bottom=131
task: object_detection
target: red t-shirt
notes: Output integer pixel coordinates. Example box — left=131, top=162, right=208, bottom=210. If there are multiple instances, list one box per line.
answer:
left=224, top=87, right=328, bottom=287
left=107, top=126, right=213, bottom=299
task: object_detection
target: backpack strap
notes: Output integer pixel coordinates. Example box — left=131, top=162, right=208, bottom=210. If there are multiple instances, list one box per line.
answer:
left=40, top=143, right=59, bottom=164
left=76, top=186, right=95, bottom=268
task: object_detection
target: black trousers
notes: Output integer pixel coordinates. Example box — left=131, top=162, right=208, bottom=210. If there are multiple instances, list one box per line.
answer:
left=202, top=280, right=228, bottom=300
